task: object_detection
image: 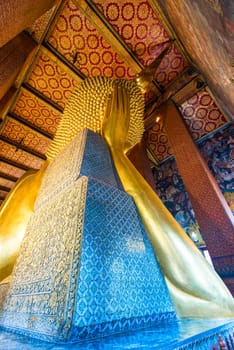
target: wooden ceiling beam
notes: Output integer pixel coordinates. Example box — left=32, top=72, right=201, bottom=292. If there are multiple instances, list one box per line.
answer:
left=0, top=136, right=46, bottom=160
left=0, top=87, right=18, bottom=122
left=45, top=42, right=86, bottom=80
left=39, top=46, right=82, bottom=83
left=23, top=83, right=64, bottom=113
left=0, top=172, right=18, bottom=182
left=0, top=185, right=10, bottom=192
left=75, top=0, right=143, bottom=74
left=9, top=112, right=54, bottom=140
left=75, top=0, right=164, bottom=93
left=0, top=157, right=31, bottom=171
left=148, top=0, right=191, bottom=65
left=144, top=69, right=206, bottom=130
left=172, top=76, right=206, bottom=105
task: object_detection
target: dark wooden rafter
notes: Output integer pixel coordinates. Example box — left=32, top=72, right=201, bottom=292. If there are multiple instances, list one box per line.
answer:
left=0, top=87, right=19, bottom=121
left=9, top=112, right=54, bottom=140
left=44, top=42, right=86, bottom=80
left=148, top=0, right=192, bottom=66
left=0, top=136, right=47, bottom=160
left=0, top=157, right=31, bottom=171
left=172, top=75, right=206, bottom=105
left=0, top=172, right=18, bottom=182
left=57, top=0, right=143, bottom=71
left=21, top=1, right=67, bottom=85
left=0, top=185, right=11, bottom=192
left=41, top=0, right=67, bottom=45
left=73, top=0, right=163, bottom=93
left=23, top=83, right=64, bottom=113
left=11, top=2, right=68, bottom=111
left=30, top=0, right=66, bottom=46
left=41, top=1, right=72, bottom=80
left=144, top=68, right=206, bottom=130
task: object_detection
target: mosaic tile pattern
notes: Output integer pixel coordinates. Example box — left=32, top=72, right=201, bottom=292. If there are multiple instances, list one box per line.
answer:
left=180, top=88, right=227, bottom=140
left=72, top=179, right=176, bottom=341
left=80, top=130, right=122, bottom=189
left=0, top=175, right=176, bottom=343
left=47, top=0, right=135, bottom=79
left=0, top=141, right=44, bottom=170
left=36, top=129, right=123, bottom=209
left=0, top=130, right=176, bottom=343
left=13, top=89, right=62, bottom=136
left=146, top=118, right=172, bottom=162
left=0, top=319, right=233, bottom=350
left=1, top=117, right=51, bottom=155
left=0, top=178, right=88, bottom=343
left=94, top=0, right=187, bottom=86
left=26, top=50, right=80, bottom=109
left=35, top=129, right=87, bottom=209
left=0, top=281, right=10, bottom=309
left=0, top=162, right=25, bottom=179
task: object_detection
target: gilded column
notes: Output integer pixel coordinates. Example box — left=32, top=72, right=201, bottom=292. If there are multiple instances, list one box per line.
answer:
left=162, top=100, right=234, bottom=293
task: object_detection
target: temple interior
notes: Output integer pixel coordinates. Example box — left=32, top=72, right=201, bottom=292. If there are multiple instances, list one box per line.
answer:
left=0, top=0, right=233, bottom=349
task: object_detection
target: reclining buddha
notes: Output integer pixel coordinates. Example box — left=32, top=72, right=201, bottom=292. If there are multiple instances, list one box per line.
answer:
left=0, top=72, right=233, bottom=326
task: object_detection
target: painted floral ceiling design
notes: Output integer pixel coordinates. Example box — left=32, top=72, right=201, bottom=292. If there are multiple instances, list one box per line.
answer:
left=0, top=0, right=231, bottom=205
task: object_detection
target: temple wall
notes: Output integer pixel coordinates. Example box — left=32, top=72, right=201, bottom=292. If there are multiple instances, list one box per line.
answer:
left=153, top=123, right=234, bottom=238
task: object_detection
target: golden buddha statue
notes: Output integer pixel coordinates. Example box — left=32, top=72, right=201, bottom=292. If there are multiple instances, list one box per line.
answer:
left=0, top=70, right=233, bottom=318
left=0, top=162, right=48, bottom=281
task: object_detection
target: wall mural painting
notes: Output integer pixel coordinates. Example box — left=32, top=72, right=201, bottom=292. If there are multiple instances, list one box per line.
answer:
left=153, top=123, right=234, bottom=243
left=198, top=123, right=234, bottom=214
left=153, top=159, right=199, bottom=241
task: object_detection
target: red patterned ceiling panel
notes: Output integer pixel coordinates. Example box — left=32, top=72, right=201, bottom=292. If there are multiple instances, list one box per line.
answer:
left=0, top=177, right=15, bottom=190
left=0, top=162, right=25, bottom=179
left=155, top=44, right=187, bottom=88
left=1, top=117, right=51, bottom=155
left=146, top=119, right=172, bottom=162
left=0, top=141, right=44, bottom=170
left=94, top=0, right=169, bottom=65
left=12, top=89, right=61, bottom=136
left=47, top=0, right=135, bottom=79
left=180, top=88, right=227, bottom=141
left=26, top=50, right=80, bottom=109
left=94, top=0, right=187, bottom=87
